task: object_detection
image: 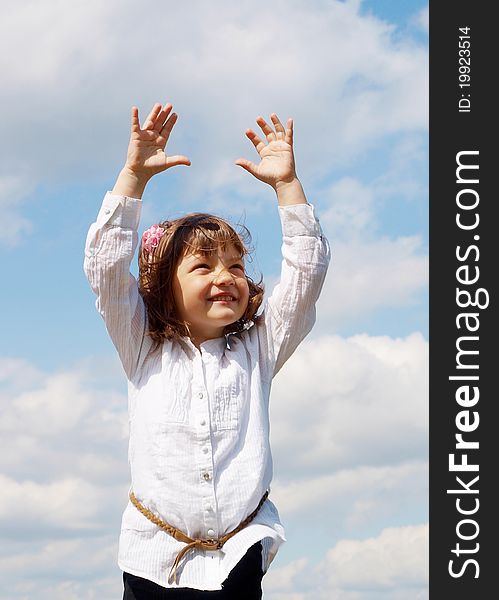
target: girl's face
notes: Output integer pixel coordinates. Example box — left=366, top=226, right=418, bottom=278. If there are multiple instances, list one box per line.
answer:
left=172, top=243, right=250, bottom=348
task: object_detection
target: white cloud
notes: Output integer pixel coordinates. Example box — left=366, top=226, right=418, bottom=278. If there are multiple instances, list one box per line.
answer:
left=261, top=170, right=427, bottom=326
left=1, top=1, right=116, bottom=88
left=316, top=235, right=427, bottom=324
left=271, top=462, right=427, bottom=524
left=1, top=0, right=427, bottom=213
left=263, top=524, right=428, bottom=600
left=267, top=332, right=428, bottom=559
left=311, top=144, right=428, bottom=322
left=320, top=132, right=428, bottom=243
left=0, top=536, right=120, bottom=599
left=263, top=557, right=310, bottom=600
left=0, top=176, right=33, bottom=245
left=412, top=5, right=429, bottom=35
left=0, top=359, right=129, bottom=495
left=0, top=358, right=41, bottom=388
left=319, top=177, right=378, bottom=239
left=0, top=358, right=127, bottom=597
left=370, top=134, right=428, bottom=204
left=271, top=332, right=428, bottom=474
left=320, top=524, right=428, bottom=593
left=0, top=474, right=125, bottom=533
left=9, top=372, right=93, bottom=434
left=0, top=330, right=427, bottom=596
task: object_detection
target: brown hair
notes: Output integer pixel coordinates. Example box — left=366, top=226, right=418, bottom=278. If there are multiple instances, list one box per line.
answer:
left=138, top=212, right=264, bottom=346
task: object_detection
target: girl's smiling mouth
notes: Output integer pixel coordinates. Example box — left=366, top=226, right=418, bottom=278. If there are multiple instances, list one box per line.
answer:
left=209, top=293, right=237, bottom=302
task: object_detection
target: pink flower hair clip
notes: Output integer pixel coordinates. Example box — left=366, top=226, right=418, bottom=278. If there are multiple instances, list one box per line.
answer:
left=142, top=224, right=166, bottom=262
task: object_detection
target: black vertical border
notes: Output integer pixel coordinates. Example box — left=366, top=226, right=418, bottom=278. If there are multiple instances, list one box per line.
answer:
left=430, top=2, right=496, bottom=598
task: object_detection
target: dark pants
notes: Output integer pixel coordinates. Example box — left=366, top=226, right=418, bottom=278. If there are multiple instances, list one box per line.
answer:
left=123, top=542, right=263, bottom=599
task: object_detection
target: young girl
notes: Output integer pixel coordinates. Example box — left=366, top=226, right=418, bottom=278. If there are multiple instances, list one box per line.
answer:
left=84, top=102, right=330, bottom=599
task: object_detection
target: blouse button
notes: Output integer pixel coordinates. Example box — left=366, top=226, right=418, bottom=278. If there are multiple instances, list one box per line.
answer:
left=207, top=529, right=215, bottom=538
left=198, top=392, right=204, bottom=399
left=200, top=419, right=206, bottom=426
left=203, top=447, right=209, bottom=454
left=203, top=472, right=211, bottom=481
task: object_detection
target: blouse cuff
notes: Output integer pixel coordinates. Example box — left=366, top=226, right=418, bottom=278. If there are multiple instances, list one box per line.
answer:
left=278, top=202, right=324, bottom=238
left=95, top=192, right=142, bottom=230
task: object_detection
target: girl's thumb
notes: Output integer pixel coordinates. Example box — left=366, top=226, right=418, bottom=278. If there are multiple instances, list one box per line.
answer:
left=235, top=159, right=258, bottom=175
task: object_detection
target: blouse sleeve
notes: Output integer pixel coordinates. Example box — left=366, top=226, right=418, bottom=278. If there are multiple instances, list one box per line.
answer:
left=256, top=202, right=331, bottom=380
left=83, top=192, right=152, bottom=380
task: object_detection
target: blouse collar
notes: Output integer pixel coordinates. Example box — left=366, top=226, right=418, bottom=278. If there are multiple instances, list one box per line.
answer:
left=180, top=320, right=255, bottom=356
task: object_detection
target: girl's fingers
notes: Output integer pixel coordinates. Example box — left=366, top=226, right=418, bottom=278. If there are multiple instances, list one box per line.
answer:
left=285, top=118, right=294, bottom=146
left=131, top=106, right=140, bottom=132
left=143, top=103, right=163, bottom=130
left=256, top=116, right=276, bottom=142
left=245, top=129, right=266, bottom=154
left=159, top=112, right=178, bottom=141
left=270, top=113, right=285, bottom=139
left=153, top=103, right=173, bottom=132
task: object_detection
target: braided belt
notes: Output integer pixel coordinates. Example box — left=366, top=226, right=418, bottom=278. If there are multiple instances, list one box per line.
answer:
left=129, top=490, right=269, bottom=584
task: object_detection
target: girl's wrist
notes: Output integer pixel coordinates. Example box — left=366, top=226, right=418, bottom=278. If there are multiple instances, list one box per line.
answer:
left=112, top=166, right=151, bottom=199
left=275, top=177, right=308, bottom=206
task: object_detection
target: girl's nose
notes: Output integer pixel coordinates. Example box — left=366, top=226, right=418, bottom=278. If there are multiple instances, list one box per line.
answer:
left=213, top=267, right=235, bottom=285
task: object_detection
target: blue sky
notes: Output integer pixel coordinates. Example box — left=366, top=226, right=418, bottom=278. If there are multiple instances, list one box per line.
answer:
left=0, top=1, right=428, bottom=598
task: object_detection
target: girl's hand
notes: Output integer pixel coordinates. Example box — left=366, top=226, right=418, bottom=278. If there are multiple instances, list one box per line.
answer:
left=125, top=102, right=191, bottom=178
left=235, top=114, right=297, bottom=189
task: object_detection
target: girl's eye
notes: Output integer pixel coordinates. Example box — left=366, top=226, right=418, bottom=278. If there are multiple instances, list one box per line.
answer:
left=191, top=262, right=244, bottom=272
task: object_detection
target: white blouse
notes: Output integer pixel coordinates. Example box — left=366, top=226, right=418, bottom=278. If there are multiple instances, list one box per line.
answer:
left=84, top=192, right=331, bottom=590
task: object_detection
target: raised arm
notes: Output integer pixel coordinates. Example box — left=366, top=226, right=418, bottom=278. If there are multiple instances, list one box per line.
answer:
left=236, top=114, right=331, bottom=378
left=235, top=113, right=307, bottom=207
left=84, top=102, right=190, bottom=379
